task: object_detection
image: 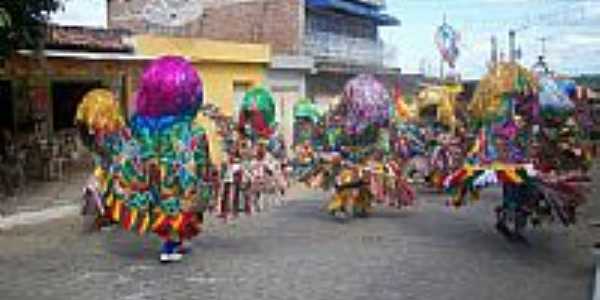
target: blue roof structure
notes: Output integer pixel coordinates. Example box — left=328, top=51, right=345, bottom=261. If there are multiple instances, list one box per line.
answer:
left=306, top=0, right=400, bottom=26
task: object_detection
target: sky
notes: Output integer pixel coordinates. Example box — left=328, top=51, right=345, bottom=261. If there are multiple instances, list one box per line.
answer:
left=51, top=0, right=106, bottom=28
left=380, top=0, right=600, bottom=78
left=51, top=0, right=600, bottom=79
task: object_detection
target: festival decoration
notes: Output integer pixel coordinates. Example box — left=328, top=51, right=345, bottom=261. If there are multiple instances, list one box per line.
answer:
left=238, top=87, right=276, bottom=139
left=435, top=21, right=461, bottom=68
left=77, top=56, right=211, bottom=263
left=445, top=61, right=590, bottom=239
left=341, top=74, right=391, bottom=136
left=294, top=98, right=321, bottom=124
left=75, top=89, right=126, bottom=136
left=393, top=85, right=415, bottom=121
left=134, top=56, right=203, bottom=118
left=469, top=62, right=537, bottom=125
left=197, top=101, right=290, bottom=222
left=292, top=74, right=416, bottom=219
left=293, top=98, right=322, bottom=148
left=537, top=75, right=576, bottom=119
left=416, top=84, right=462, bottom=132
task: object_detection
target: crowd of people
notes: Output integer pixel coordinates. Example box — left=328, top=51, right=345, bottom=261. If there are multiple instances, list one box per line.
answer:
left=76, top=56, right=593, bottom=264
left=290, top=62, right=592, bottom=241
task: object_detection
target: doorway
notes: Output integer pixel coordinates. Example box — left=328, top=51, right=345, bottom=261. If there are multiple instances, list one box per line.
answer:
left=0, top=80, right=14, bottom=132
left=272, top=86, right=299, bottom=154
left=51, top=80, right=103, bottom=131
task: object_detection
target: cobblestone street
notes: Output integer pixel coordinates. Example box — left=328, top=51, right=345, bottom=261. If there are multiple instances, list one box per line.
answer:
left=0, top=186, right=593, bottom=300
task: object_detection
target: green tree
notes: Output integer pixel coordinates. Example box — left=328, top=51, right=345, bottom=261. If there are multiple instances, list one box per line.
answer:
left=0, top=0, right=63, bottom=58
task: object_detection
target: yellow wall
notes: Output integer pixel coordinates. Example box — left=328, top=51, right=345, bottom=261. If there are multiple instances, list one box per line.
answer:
left=134, top=35, right=271, bottom=165
left=196, top=62, right=265, bottom=116
left=193, top=62, right=266, bottom=164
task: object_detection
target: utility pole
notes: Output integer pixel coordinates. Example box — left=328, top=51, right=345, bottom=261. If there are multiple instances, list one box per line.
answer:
left=538, top=37, right=549, bottom=58
left=509, top=30, right=516, bottom=63
left=440, top=57, right=444, bottom=79
left=490, top=35, right=498, bottom=68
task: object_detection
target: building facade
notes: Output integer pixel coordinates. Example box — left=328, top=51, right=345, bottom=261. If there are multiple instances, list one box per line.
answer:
left=107, top=0, right=400, bottom=149
left=0, top=25, right=144, bottom=136
left=0, top=25, right=270, bottom=164
left=266, top=55, right=314, bottom=153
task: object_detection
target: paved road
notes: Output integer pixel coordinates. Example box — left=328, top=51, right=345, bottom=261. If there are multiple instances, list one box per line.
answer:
left=0, top=187, right=593, bottom=300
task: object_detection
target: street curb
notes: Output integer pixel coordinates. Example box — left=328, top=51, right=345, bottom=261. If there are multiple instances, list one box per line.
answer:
left=0, top=204, right=79, bottom=231
left=593, top=248, right=600, bottom=300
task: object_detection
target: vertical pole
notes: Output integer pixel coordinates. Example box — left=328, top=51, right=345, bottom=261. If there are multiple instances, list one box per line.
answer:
left=491, top=35, right=498, bottom=68
left=509, top=30, right=516, bottom=63
left=440, top=58, right=444, bottom=80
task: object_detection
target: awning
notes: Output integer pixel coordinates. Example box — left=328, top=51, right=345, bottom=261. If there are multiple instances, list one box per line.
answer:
left=134, top=35, right=271, bottom=64
left=17, top=49, right=156, bottom=61
left=306, top=0, right=400, bottom=26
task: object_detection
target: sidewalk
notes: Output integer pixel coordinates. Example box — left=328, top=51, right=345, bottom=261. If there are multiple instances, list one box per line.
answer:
left=0, top=166, right=89, bottom=230
left=0, top=169, right=309, bottom=231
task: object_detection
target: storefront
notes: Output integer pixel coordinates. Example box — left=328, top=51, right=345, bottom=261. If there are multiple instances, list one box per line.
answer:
left=5, top=51, right=151, bottom=136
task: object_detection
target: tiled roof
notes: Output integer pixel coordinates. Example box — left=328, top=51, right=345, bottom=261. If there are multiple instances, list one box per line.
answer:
left=45, top=25, right=133, bottom=53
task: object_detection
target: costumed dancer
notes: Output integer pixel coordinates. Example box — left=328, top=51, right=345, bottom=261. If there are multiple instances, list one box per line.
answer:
left=385, top=155, right=416, bottom=208
left=197, top=104, right=248, bottom=221
left=237, top=87, right=286, bottom=213
left=444, top=62, right=590, bottom=239
left=325, top=74, right=413, bottom=218
left=291, top=98, right=323, bottom=181
left=326, top=152, right=372, bottom=218
left=77, top=57, right=211, bottom=262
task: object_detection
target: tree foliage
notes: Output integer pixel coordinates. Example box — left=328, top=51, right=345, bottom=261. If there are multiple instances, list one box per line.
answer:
left=0, top=0, right=63, bottom=58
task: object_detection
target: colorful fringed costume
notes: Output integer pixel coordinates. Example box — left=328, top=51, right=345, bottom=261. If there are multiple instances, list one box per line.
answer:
left=298, top=74, right=416, bottom=219
left=291, top=99, right=322, bottom=180
left=199, top=88, right=289, bottom=221
left=76, top=57, right=211, bottom=262
left=444, top=62, right=590, bottom=239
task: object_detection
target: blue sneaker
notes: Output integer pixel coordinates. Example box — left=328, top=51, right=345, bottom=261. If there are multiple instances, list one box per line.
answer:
left=160, top=241, right=183, bottom=263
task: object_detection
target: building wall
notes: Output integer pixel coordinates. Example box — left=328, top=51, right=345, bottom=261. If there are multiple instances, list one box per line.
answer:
left=266, top=69, right=307, bottom=154
left=191, top=62, right=266, bottom=164
left=196, top=62, right=266, bottom=117
left=109, top=0, right=304, bottom=55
